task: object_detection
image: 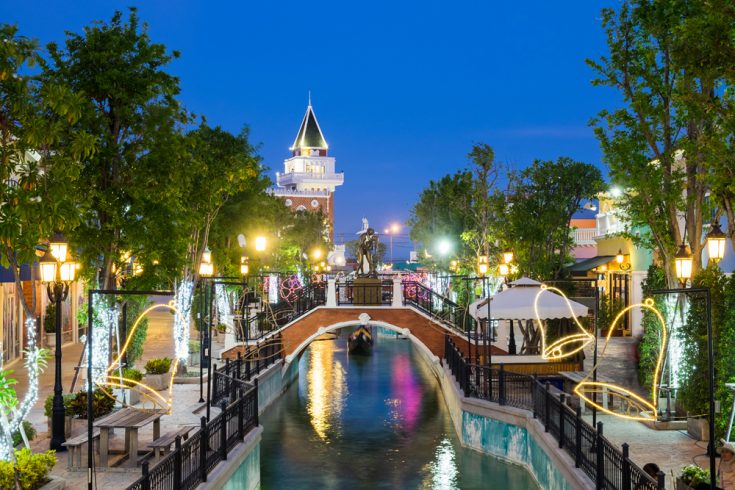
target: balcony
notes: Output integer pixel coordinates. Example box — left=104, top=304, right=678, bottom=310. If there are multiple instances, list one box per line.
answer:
left=276, top=171, right=344, bottom=189
left=573, top=228, right=597, bottom=246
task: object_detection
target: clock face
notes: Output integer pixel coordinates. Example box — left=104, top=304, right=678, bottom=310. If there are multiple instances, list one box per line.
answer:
left=311, top=199, right=320, bottom=208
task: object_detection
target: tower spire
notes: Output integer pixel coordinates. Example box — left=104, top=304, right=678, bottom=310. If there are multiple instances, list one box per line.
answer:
left=308, top=90, right=312, bottom=107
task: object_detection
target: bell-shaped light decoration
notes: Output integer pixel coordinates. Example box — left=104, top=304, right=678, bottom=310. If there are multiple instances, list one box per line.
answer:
left=39, top=249, right=58, bottom=283
left=706, top=223, right=726, bottom=264
left=674, top=242, right=693, bottom=285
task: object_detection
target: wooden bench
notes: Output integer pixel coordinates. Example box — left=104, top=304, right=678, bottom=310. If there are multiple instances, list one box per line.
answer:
left=62, top=428, right=100, bottom=470
left=149, top=426, right=197, bottom=462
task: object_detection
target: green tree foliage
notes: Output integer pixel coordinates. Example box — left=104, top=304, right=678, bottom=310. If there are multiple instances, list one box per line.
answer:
left=637, top=264, right=666, bottom=388
left=589, top=0, right=735, bottom=285
left=0, top=24, right=94, bottom=316
left=45, top=8, right=190, bottom=289
left=678, top=266, right=735, bottom=439
left=505, top=157, right=604, bottom=279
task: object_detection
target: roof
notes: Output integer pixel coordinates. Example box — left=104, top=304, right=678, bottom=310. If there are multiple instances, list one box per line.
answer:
left=290, top=104, right=328, bottom=150
left=565, top=255, right=615, bottom=274
left=469, top=282, right=589, bottom=320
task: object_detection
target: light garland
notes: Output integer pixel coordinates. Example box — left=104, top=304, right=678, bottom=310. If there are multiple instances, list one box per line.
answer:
left=91, top=303, right=117, bottom=386
left=534, top=285, right=595, bottom=360
left=173, top=279, right=193, bottom=361
left=215, top=283, right=233, bottom=332
left=280, top=275, right=302, bottom=303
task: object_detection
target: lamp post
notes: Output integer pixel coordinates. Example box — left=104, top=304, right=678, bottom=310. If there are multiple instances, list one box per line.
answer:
left=198, top=248, right=214, bottom=404
left=40, top=234, right=77, bottom=452
left=384, top=224, right=400, bottom=265
left=706, top=223, right=726, bottom=264
left=498, top=252, right=517, bottom=354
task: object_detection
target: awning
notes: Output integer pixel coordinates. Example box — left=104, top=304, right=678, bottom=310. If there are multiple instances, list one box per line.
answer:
left=565, top=255, right=615, bottom=274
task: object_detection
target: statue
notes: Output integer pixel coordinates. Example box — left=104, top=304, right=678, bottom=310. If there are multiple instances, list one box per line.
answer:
left=356, top=228, right=378, bottom=277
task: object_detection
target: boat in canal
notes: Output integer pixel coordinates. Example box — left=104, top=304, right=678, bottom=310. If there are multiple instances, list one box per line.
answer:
left=347, top=326, right=373, bottom=354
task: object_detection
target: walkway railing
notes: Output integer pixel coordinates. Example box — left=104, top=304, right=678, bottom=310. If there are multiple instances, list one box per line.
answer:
left=444, top=336, right=664, bottom=490
left=126, top=380, right=258, bottom=490
left=212, top=338, right=282, bottom=404
left=402, top=281, right=471, bottom=335
left=336, top=280, right=393, bottom=305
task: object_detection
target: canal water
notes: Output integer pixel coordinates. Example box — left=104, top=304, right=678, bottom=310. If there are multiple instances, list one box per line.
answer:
left=254, top=329, right=538, bottom=489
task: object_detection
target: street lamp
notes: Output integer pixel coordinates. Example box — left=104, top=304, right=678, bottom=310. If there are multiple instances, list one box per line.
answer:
left=199, top=247, right=214, bottom=277
left=240, top=256, right=249, bottom=277
left=255, top=236, right=267, bottom=253
left=502, top=251, right=514, bottom=265
left=674, top=242, right=693, bottom=286
left=40, top=234, right=77, bottom=452
left=478, top=256, right=488, bottom=276
left=384, top=224, right=401, bottom=264
left=706, top=223, right=726, bottom=264
left=616, top=249, right=624, bottom=265
left=498, top=263, right=510, bottom=277
left=198, top=247, right=213, bottom=404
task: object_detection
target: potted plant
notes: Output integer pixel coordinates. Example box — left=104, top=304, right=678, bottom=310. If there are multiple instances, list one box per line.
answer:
left=43, top=393, right=76, bottom=437
left=677, top=464, right=711, bottom=490
left=43, top=303, right=56, bottom=349
left=0, top=448, right=57, bottom=490
left=144, top=357, right=173, bottom=391
left=116, top=367, right=143, bottom=405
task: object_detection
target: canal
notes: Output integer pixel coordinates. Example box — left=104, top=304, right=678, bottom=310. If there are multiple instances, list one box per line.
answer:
left=255, top=329, right=538, bottom=489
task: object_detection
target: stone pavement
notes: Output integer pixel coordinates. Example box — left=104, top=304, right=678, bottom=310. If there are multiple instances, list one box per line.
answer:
left=581, top=337, right=707, bottom=487
left=10, top=305, right=226, bottom=489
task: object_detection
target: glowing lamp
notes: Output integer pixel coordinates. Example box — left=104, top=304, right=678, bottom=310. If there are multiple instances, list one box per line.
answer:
left=49, top=232, right=68, bottom=262
left=390, top=223, right=400, bottom=233
left=39, top=249, right=58, bottom=283
left=503, top=252, right=514, bottom=264
left=706, top=223, right=726, bottom=264
left=478, top=255, right=489, bottom=276
left=240, top=256, right=249, bottom=276
left=616, top=249, right=624, bottom=265
left=202, top=247, right=212, bottom=265
left=312, top=249, right=322, bottom=260
left=326, top=265, right=332, bottom=272
left=437, top=239, right=451, bottom=256
left=59, top=261, right=77, bottom=282
left=255, top=236, right=267, bottom=252
left=674, top=242, right=693, bottom=285
left=199, top=262, right=214, bottom=277
left=498, top=263, right=510, bottom=277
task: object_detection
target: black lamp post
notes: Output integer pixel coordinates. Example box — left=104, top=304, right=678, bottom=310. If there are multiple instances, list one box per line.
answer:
left=198, top=247, right=214, bottom=404
left=40, top=235, right=77, bottom=452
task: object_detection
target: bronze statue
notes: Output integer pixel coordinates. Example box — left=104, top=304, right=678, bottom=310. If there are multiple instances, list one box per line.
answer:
left=356, top=228, right=378, bottom=277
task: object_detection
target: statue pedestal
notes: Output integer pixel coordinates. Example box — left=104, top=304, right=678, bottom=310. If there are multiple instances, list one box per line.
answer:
left=353, top=278, right=381, bottom=305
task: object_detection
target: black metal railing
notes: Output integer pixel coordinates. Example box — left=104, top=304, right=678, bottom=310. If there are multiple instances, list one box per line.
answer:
left=402, top=281, right=471, bottom=334
left=212, top=337, right=282, bottom=404
left=126, top=380, right=258, bottom=490
left=443, top=336, right=664, bottom=490
left=336, top=280, right=393, bottom=305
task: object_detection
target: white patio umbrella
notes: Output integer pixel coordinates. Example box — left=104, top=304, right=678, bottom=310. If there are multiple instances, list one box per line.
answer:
left=469, top=277, right=589, bottom=320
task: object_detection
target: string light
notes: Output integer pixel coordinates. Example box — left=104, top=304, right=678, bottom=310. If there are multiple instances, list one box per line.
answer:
left=534, top=285, right=595, bottom=360
left=173, top=280, right=194, bottom=361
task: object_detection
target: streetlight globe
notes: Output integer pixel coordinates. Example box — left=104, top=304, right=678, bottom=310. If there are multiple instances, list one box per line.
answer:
left=60, top=261, right=77, bottom=282
left=39, top=249, right=58, bottom=283
left=390, top=223, right=400, bottom=234
left=255, top=236, right=267, bottom=252
left=312, top=249, right=322, bottom=260
left=503, top=252, right=514, bottom=264
left=498, top=263, right=510, bottom=277
left=706, top=223, right=726, bottom=264
left=437, top=239, right=451, bottom=256
left=674, top=242, right=693, bottom=285
left=615, top=249, right=625, bottom=265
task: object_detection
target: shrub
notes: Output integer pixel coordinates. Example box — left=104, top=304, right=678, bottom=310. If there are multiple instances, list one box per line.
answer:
left=43, top=303, right=56, bottom=334
left=637, top=265, right=666, bottom=388
left=121, top=367, right=143, bottom=387
left=188, top=340, right=200, bottom=354
left=69, top=390, right=115, bottom=420
left=43, top=393, right=76, bottom=418
left=0, top=448, right=56, bottom=490
left=145, top=357, right=172, bottom=375
left=11, top=421, right=36, bottom=447
left=679, top=464, right=710, bottom=487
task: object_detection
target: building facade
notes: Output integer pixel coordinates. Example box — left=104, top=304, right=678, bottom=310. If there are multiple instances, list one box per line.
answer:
left=270, top=102, right=344, bottom=239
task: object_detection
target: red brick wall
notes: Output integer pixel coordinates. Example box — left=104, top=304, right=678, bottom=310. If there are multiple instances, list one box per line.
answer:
left=277, top=194, right=334, bottom=240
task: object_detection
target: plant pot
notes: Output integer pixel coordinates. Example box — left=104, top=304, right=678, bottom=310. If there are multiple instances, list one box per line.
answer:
left=69, top=417, right=86, bottom=437
left=45, top=333, right=56, bottom=349
left=676, top=477, right=695, bottom=490
left=687, top=417, right=709, bottom=441
left=144, top=372, right=172, bottom=391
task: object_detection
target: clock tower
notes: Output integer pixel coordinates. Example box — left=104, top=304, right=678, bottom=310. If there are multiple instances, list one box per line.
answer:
left=270, top=101, right=344, bottom=238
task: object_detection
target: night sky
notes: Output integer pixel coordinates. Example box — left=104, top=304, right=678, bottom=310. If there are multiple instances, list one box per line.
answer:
left=2, top=1, right=619, bottom=259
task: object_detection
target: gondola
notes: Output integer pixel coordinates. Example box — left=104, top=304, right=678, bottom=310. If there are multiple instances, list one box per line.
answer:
left=348, top=326, right=373, bottom=354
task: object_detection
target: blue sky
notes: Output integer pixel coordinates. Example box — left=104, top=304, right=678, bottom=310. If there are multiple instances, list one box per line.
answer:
left=2, top=1, right=618, bottom=259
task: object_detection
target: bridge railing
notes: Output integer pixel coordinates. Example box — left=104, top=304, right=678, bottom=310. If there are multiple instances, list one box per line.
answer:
left=402, top=281, right=472, bottom=335
left=335, top=280, right=393, bottom=305
left=443, top=336, right=664, bottom=490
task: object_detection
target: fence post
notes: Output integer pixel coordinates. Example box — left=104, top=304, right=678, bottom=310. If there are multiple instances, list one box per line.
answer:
left=621, top=443, right=631, bottom=490
left=532, top=375, right=538, bottom=419
left=238, top=387, right=244, bottom=440
left=558, top=393, right=565, bottom=449
left=237, top=351, right=242, bottom=381
left=174, top=435, right=182, bottom=487
left=544, top=382, right=550, bottom=433
left=225, top=358, right=231, bottom=401
left=200, top=416, right=208, bottom=482
left=463, top=358, right=470, bottom=397
left=656, top=471, right=665, bottom=489
left=254, top=377, right=260, bottom=426
left=255, top=342, right=261, bottom=373
left=220, top=401, right=228, bottom=460
left=246, top=347, right=252, bottom=380
left=141, top=461, right=150, bottom=490
left=575, top=405, right=582, bottom=468
left=499, top=364, right=506, bottom=405
left=596, top=422, right=604, bottom=490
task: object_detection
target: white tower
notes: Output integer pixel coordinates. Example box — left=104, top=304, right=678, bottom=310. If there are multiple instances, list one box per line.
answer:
left=271, top=100, right=344, bottom=238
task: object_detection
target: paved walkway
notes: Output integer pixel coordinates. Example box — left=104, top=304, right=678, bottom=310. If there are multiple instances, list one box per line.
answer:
left=580, top=337, right=705, bottom=487
left=11, top=304, right=226, bottom=488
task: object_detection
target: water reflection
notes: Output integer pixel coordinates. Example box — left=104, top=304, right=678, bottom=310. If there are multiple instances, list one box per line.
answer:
left=259, top=329, right=538, bottom=489
left=304, top=339, right=347, bottom=440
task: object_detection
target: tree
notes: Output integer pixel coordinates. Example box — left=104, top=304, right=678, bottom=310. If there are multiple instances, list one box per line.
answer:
left=589, top=0, right=735, bottom=286
left=0, top=24, right=93, bottom=459
left=505, top=157, right=604, bottom=279
left=45, top=8, right=190, bottom=290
